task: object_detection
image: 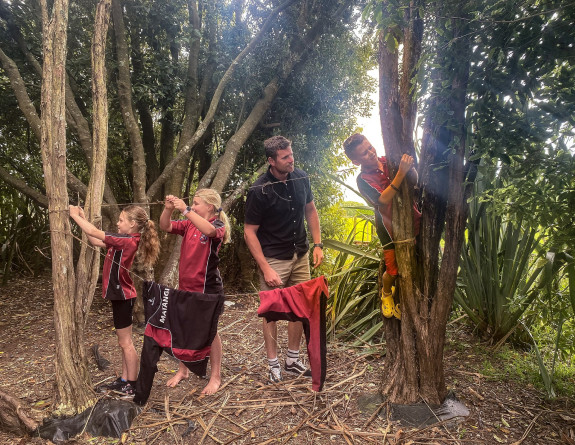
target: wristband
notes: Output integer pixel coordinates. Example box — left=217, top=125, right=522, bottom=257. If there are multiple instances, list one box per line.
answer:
left=390, top=184, right=400, bottom=192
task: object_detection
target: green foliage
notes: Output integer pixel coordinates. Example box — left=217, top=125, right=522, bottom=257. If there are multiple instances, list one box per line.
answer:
left=462, top=0, right=575, bottom=251
left=523, top=320, right=563, bottom=398
left=0, top=186, right=49, bottom=281
left=324, top=210, right=383, bottom=345
left=454, top=179, right=552, bottom=343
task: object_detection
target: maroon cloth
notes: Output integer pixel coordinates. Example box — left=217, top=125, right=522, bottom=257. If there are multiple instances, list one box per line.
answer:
left=257, top=276, right=329, bottom=391
left=102, top=233, right=140, bottom=300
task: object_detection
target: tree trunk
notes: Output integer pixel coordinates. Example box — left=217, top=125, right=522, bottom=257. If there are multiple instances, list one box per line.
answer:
left=77, top=0, right=112, bottom=329
left=145, top=0, right=296, bottom=200
left=378, top=0, right=474, bottom=405
left=111, top=0, right=147, bottom=207
left=40, top=0, right=95, bottom=415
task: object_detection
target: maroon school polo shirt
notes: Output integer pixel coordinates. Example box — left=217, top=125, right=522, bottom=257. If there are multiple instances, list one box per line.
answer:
left=357, top=156, right=421, bottom=248
left=170, top=218, right=225, bottom=293
left=102, top=233, right=141, bottom=300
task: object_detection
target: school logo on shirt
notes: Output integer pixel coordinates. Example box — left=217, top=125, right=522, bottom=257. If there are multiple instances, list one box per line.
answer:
left=199, top=234, right=208, bottom=244
left=159, top=286, right=170, bottom=324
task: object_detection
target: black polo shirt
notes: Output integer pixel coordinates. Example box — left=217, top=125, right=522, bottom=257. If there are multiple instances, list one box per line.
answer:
left=245, top=167, right=313, bottom=260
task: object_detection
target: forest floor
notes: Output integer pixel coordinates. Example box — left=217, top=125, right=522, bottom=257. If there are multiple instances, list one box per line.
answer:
left=1, top=274, right=575, bottom=444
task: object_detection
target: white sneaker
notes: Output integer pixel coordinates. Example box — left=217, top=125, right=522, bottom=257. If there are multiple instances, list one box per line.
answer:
left=269, top=366, right=282, bottom=383
left=284, top=359, right=312, bottom=377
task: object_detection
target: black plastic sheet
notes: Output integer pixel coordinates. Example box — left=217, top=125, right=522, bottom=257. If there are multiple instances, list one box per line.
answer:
left=36, top=399, right=140, bottom=442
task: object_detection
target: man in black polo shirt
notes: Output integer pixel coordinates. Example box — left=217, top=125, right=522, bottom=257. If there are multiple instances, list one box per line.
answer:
left=244, top=135, right=324, bottom=383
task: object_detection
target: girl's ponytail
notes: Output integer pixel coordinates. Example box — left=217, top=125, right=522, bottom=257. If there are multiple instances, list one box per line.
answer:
left=217, top=209, right=231, bottom=244
left=139, top=219, right=160, bottom=268
left=122, top=205, right=160, bottom=268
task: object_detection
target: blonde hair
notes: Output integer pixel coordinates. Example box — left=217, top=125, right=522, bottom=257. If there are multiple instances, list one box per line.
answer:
left=122, top=205, right=160, bottom=268
left=194, top=188, right=231, bottom=244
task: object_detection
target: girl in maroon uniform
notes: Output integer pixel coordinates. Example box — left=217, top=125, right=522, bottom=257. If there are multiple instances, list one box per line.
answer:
left=69, top=205, right=160, bottom=396
left=159, top=189, right=231, bottom=395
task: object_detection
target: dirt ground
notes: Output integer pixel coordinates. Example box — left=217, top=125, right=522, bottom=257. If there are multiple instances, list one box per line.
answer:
left=1, top=274, right=575, bottom=444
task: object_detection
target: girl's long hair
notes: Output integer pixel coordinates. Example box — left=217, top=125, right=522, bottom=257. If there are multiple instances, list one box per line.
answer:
left=122, top=205, right=160, bottom=268
left=194, top=189, right=231, bottom=244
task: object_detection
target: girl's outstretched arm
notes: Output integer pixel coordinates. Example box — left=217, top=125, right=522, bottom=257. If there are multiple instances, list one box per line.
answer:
left=69, top=206, right=107, bottom=248
left=167, top=195, right=217, bottom=237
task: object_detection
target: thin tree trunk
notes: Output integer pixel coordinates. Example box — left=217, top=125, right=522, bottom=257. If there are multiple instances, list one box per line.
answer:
left=76, top=0, right=112, bottom=329
left=111, top=0, right=147, bottom=207
left=40, top=0, right=95, bottom=415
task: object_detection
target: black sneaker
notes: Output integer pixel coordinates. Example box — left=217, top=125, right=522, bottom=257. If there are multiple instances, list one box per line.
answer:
left=115, top=382, right=135, bottom=398
left=284, top=359, right=312, bottom=378
left=269, top=365, right=282, bottom=383
left=96, top=377, right=126, bottom=393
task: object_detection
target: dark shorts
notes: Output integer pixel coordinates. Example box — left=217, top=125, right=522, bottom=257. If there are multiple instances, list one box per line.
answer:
left=111, top=299, right=134, bottom=330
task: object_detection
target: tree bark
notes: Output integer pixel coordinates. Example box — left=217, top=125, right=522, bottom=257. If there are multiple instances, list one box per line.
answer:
left=378, top=0, right=474, bottom=405
left=0, top=165, right=48, bottom=208
left=163, top=0, right=203, bottom=198
left=0, top=5, right=120, bottom=219
left=0, top=389, right=38, bottom=435
left=111, top=0, right=147, bottom=207
left=40, top=0, right=95, bottom=415
left=76, top=0, right=112, bottom=330
left=0, top=46, right=119, bottom=223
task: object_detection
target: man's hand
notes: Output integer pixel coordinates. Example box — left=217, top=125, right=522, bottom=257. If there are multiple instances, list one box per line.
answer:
left=398, top=154, right=414, bottom=176
left=263, top=267, right=283, bottom=287
left=313, top=247, right=324, bottom=268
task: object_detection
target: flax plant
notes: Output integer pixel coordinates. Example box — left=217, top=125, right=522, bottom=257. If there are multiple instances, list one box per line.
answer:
left=454, top=196, right=551, bottom=344
left=325, top=209, right=383, bottom=345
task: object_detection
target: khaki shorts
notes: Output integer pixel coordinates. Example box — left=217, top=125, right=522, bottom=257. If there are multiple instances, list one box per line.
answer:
left=259, top=253, right=311, bottom=291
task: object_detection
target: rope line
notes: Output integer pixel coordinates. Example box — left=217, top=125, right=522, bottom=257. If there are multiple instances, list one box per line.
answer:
left=46, top=165, right=362, bottom=210
left=50, top=229, right=150, bottom=284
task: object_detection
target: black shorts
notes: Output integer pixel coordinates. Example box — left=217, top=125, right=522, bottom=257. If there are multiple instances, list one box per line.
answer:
left=111, top=299, right=134, bottom=330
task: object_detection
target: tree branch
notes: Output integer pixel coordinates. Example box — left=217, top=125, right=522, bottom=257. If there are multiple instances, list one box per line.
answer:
left=0, top=166, right=48, bottom=207
left=146, top=0, right=297, bottom=200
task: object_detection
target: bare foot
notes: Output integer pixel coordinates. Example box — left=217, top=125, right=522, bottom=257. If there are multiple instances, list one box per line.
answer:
left=166, top=366, right=189, bottom=387
left=201, top=376, right=221, bottom=395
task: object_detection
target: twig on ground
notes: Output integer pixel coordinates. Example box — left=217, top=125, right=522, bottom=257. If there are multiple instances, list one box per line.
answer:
left=363, top=401, right=387, bottom=428
left=510, top=412, right=543, bottom=445
left=199, top=392, right=229, bottom=444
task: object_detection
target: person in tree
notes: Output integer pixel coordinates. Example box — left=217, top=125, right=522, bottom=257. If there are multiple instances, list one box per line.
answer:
left=159, top=189, right=230, bottom=395
left=244, top=135, right=324, bottom=383
left=69, top=205, right=160, bottom=396
left=343, top=133, right=421, bottom=319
